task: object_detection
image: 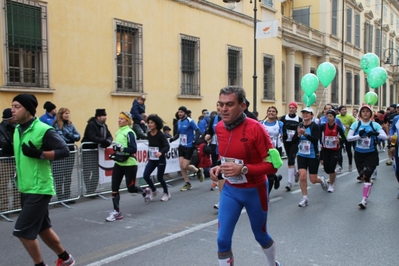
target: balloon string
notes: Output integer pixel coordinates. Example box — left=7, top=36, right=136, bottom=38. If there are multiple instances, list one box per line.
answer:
left=315, top=88, right=327, bottom=117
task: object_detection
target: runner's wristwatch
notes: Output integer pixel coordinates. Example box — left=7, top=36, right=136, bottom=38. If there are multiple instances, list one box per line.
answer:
left=241, top=165, right=248, bottom=175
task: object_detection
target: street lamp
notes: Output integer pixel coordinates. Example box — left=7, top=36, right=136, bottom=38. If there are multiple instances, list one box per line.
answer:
left=384, top=47, right=399, bottom=66
left=223, top=0, right=261, bottom=113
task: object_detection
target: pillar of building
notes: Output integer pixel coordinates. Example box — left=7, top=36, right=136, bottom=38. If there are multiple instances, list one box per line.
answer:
left=303, top=53, right=311, bottom=74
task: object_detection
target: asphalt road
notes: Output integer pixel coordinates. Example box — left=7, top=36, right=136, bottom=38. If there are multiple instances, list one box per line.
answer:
left=1, top=151, right=399, bottom=266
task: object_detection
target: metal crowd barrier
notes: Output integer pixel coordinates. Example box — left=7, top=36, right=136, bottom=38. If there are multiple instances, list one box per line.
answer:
left=0, top=142, right=184, bottom=221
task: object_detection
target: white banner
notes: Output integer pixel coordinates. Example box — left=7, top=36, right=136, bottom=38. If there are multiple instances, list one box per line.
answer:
left=98, top=140, right=180, bottom=185
left=256, top=20, right=279, bottom=39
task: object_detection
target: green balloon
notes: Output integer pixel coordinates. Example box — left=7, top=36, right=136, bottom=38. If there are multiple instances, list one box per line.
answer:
left=364, top=91, right=378, bottom=106
left=316, top=62, right=336, bottom=87
left=301, top=73, right=319, bottom=97
left=302, top=93, right=317, bottom=107
left=367, top=67, right=388, bottom=89
left=360, top=53, right=380, bottom=74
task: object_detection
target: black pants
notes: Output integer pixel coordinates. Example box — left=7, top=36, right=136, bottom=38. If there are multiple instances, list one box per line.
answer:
left=52, top=153, right=75, bottom=199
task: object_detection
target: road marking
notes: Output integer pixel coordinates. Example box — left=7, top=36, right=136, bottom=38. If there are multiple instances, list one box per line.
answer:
left=270, top=196, right=282, bottom=202
left=85, top=219, right=219, bottom=266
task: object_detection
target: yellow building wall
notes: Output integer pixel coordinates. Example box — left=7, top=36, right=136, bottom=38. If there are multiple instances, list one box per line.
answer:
left=0, top=0, right=283, bottom=135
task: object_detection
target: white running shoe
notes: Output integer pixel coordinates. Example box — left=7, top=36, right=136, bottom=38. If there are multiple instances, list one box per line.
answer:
left=335, top=166, right=342, bottom=173
left=327, top=184, right=334, bottom=193
left=371, top=169, right=377, bottom=180
left=298, top=198, right=309, bottom=207
left=160, top=193, right=171, bottom=202
left=285, top=182, right=292, bottom=191
left=320, top=176, right=328, bottom=191
left=144, top=188, right=151, bottom=204
left=359, top=199, right=367, bottom=209
left=105, top=210, right=123, bottom=222
left=214, top=201, right=219, bottom=209
left=348, top=165, right=353, bottom=172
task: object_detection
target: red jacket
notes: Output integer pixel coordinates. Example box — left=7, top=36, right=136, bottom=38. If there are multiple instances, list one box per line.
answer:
left=197, top=143, right=212, bottom=168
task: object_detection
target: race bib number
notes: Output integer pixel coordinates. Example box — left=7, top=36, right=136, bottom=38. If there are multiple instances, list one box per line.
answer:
left=286, top=130, right=295, bottom=142
left=357, top=138, right=371, bottom=149
left=325, top=136, right=338, bottom=149
left=149, top=146, right=159, bottom=160
left=179, top=134, right=187, bottom=146
left=299, top=140, right=311, bottom=155
left=220, top=157, right=248, bottom=184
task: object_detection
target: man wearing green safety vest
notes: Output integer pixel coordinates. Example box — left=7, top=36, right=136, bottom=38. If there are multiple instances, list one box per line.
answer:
left=11, top=94, right=75, bottom=266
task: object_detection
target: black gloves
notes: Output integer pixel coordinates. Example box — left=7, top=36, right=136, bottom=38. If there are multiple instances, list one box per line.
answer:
left=169, top=138, right=174, bottom=143
left=22, top=141, right=43, bottom=159
left=113, top=144, right=123, bottom=152
left=367, top=131, right=379, bottom=138
left=358, top=129, right=367, bottom=138
left=100, top=139, right=111, bottom=148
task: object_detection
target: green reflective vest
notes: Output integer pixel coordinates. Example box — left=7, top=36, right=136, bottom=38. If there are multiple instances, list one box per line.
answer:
left=115, top=125, right=138, bottom=166
left=13, top=118, right=54, bottom=195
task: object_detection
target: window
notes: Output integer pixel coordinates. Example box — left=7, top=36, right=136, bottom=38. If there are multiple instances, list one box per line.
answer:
left=397, top=17, right=399, bottom=30
left=263, top=56, right=275, bottom=100
left=282, top=62, right=286, bottom=102
left=332, top=0, right=338, bottom=36
left=354, top=74, right=360, bottom=105
left=355, top=14, right=361, bottom=47
left=181, top=36, right=200, bottom=95
left=364, top=22, right=373, bottom=53
left=347, top=8, right=352, bottom=43
left=383, top=33, right=387, bottom=54
left=227, top=46, right=242, bottom=86
left=382, top=83, right=387, bottom=107
left=346, top=72, right=353, bottom=105
left=376, top=0, right=380, bottom=15
left=365, top=77, right=369, bottom=92
left=115, top=21, right=143, bottom=92
left=294, top=65, right=302, bottom=102
left=375, top=28, right=381, bottom=57
left=331, top=69, right=339, bottom=103
left=383, top=5, right=388, bottom=21
left=366, top=0, right=370, bottom=6
left=5, top=0, right=48, bottom=87
left=390, top=84, right=394, bottom=105
left=293, top=8, right=310, bottom=27
left=262, top=0, right=273, bottom=8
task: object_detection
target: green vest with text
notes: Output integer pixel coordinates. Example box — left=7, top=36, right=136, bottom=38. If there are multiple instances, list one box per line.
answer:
left=13, top=118, right=55, bottom=195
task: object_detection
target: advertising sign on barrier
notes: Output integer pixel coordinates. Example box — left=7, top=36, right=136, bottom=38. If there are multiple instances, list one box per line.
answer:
left=98, top=141, right=180, bottom=184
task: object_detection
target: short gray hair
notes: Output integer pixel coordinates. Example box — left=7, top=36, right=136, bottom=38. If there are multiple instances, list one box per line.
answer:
left=219, top=86, right=246, bottom=104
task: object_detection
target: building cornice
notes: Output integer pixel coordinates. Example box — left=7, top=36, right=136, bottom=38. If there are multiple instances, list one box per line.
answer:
left=364, top=10, right=374, bottom=21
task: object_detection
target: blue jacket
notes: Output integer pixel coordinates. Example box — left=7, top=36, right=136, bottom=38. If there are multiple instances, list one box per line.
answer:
left=39, top=112, right=56, bottom=126
left=130, top=99, right=146, bottom=124
left=198, top=116, right=210, bottom=135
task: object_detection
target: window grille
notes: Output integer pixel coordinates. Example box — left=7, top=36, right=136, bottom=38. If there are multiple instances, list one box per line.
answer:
left=263, top=56, right=275, bottom=100
left=115, top=21, right=143, bottom=92
left=364, top=22, right=373, bottom=53
left=180, top=36, right=200, bottom=95
left=228, top=47, right=242, bottom=86
left=375, top=28, right=381, bottom=57
left=5, top=0, right=48, bottom=87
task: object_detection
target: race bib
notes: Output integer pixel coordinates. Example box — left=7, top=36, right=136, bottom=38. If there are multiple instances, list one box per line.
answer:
left=357, top=138, right=371, bottom=149
left=299, top=140, right=311, bottom=155
left=286, top=130, right=295, bottom=142
left=211, top=134, right=218, bottom=145
left=179, top=134, right=187, bottom=146
left=220, top=157, right=248, bottom=184
left=149, top=146, right=159, bottom=160
left=325, top=136, right=338, bottom=149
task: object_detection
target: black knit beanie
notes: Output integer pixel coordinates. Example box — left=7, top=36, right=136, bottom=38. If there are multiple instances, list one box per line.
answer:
left=12, top=94, right=38, bottom=116
left=43, top=101, right=56, bottom=113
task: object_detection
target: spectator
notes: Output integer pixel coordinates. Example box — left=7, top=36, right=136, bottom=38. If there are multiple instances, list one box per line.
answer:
left=130, top=95, right=147, bottom=140
left=82, top=108, right=113, bottom=196
left=11, top=93, right=75, bottom=266
left=0, top=108, right=20, bottom=211
left=163, top=125, right=172, bottom=138
left=52, top=108, right=81, bottom=203
left=198, top=110, right=210, bottom=135
left=39, top=101, right=57, bottom=126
